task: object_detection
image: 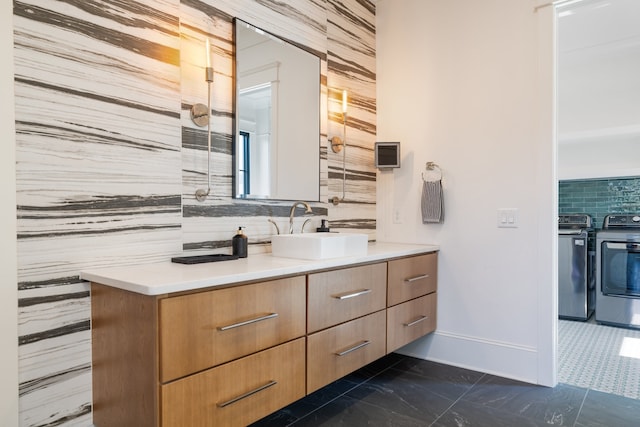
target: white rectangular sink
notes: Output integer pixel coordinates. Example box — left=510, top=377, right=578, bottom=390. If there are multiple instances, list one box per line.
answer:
left=271, top=233, right=368, bottom=260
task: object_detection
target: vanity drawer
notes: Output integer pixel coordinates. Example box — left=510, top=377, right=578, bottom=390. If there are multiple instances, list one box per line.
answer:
left=306, top=310, right=386, bottom=393
left=387, top=252, right=437, bottom=306
left=161, top=338, right=305, bottom=427
left=158, top=276, right=306, bottom=382
left=387, top=293, right=437, bottom=353
left=307, top=262, right=387, bottom=333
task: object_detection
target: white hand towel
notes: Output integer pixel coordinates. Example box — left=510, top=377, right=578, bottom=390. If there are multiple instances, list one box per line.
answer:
left=421, top=179, right=444, bottom=224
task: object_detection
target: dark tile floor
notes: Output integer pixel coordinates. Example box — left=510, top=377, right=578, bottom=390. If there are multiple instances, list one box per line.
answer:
left=250, top=353, right=640, bottom=427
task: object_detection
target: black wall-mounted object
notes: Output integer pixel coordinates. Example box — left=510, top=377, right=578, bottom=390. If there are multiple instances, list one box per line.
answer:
left=375, top=141, right=401, bottom=169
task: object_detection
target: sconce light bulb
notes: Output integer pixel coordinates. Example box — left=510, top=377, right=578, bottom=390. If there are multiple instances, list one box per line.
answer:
left=205, top=38, right=211, bottom=68
left=342, top=89, right=348, bottom=114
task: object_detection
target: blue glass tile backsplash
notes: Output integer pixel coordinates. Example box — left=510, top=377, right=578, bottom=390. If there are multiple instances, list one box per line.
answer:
left=559, top=177, right=640, bottom=229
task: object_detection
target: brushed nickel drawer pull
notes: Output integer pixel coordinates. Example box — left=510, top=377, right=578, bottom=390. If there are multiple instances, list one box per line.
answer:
left=217, top=313, right=278, bottom=331
left=216, top=380, right=278, bottom=407
left=333, top=289, right=372, bottom=300
left=405, top=274, right=429, bottom=283
left=404, top=315, right=428, bottom=327
left=335, top=340, right=371, bottom=356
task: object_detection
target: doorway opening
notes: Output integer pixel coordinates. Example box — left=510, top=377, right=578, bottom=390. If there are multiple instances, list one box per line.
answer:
left=556, top=0, right=640, bottom=399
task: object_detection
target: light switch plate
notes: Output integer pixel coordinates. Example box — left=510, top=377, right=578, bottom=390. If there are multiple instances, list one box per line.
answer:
left=497, top=208, right=519, bottom=228
left=393, top=208, right=402, bottom=224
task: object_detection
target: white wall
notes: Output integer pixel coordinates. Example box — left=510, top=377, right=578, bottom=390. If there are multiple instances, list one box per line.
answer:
left=558, top=139, right=640, bottom=180
left=1, top=2, right=19, bottom=425
left=376, top=0, right=556, bottom=385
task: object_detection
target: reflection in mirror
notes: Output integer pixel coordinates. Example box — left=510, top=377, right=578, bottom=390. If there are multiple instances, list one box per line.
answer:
left=234, top=19, right=321, bottom=201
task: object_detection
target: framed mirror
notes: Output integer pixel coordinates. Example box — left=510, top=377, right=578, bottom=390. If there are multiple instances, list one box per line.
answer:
left=234, top=19, right=321, bottom=201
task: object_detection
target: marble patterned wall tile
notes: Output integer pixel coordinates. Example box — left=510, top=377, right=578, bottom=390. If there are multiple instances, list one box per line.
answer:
left=13, top=0, right=375, bottom=425
left=18, top=331, right=92, bottom=426
left=14, top=0, right=182, bottom=425
left=326, top=0, right=376, bottom=237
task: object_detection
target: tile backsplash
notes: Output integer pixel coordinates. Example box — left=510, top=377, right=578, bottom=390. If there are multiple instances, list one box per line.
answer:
left=559, top=177, right=640, bottom=229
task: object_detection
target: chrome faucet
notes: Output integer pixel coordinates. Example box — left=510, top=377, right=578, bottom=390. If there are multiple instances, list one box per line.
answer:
left=268, top=218, right=280, bottom=235
left=289, top=201, right=313, bottom=234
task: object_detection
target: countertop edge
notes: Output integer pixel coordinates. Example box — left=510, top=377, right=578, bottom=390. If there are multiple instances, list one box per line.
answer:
left=81, top=242, right=439, bottom=296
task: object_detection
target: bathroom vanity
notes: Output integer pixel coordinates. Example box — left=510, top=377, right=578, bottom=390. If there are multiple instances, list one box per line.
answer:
left=82, top=242, right=439, bottom=427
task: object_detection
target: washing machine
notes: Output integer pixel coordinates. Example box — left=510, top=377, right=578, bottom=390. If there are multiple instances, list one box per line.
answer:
left=558, top=214, right=595, bottom=320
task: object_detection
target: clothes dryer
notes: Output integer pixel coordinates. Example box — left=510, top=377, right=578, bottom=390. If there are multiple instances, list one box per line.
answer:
left=596, top=214, right=640, bottom=329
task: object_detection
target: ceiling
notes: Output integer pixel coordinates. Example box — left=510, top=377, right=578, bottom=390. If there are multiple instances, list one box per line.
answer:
left=557, top=0, right=640, bottom=142
left=558, top=0, right=640, bottom=56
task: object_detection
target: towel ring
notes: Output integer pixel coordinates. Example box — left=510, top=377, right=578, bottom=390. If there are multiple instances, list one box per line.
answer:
left=422, top=162, right=442, bottom=182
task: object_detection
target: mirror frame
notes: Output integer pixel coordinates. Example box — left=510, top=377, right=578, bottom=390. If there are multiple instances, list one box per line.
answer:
left=232, top=18, right=322, bottom=202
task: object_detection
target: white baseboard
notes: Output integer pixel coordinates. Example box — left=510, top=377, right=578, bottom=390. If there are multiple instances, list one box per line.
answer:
left=395, top=330, right=541, bottom=385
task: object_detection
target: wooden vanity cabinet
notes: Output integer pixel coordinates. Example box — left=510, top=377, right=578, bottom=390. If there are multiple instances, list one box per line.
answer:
left=387, top=252, right=437, bottom=306
left=307, top=310, right=386, bottom=393
left=159, top=276, right=305, bottom=382
left=386, top=253, right=438, bottom=353
left=307, top=262, right=387, bottom=333
left=387, top=293, right=437, bottom=353
left=92, top=276, right=306, bottom=427
left=306, top=262, right=388, bottom=392
left=91, top=251, right=438, bottom=427
left=161, top=338, right=305, bottom=427
left=92, top=284, right=161, bottom=427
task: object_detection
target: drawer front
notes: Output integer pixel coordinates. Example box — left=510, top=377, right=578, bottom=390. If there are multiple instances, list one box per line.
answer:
left=386, top=293, right=437, bottom=353
left=161, top=338, right=305, bottom=427
left=387, top=252, right=437, bottom=306
left=307, top=310, right=386, bottom=393
left=307, top=262, right=387, bottom=333
left=159, top=276, right=305, bottom=382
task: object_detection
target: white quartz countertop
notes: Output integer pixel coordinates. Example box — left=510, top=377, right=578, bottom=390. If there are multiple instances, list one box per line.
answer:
left=80, top=242, right=439, bottom=296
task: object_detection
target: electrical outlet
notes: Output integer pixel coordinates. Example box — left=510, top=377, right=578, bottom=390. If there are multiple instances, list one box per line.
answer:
left=497, top=208, right=519, bottom=228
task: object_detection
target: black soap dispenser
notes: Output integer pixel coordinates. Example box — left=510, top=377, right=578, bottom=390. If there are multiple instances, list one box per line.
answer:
left=316, top=219, right=330, bottom=232
left=232, top=226, right=248, bottom=258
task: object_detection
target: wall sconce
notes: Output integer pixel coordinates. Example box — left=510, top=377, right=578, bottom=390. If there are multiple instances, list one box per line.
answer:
left=330, top=90, right=348, bottom=154
left=330, top=90, right=348, bottom=205
left=192, top=38, right=214, bottom=202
